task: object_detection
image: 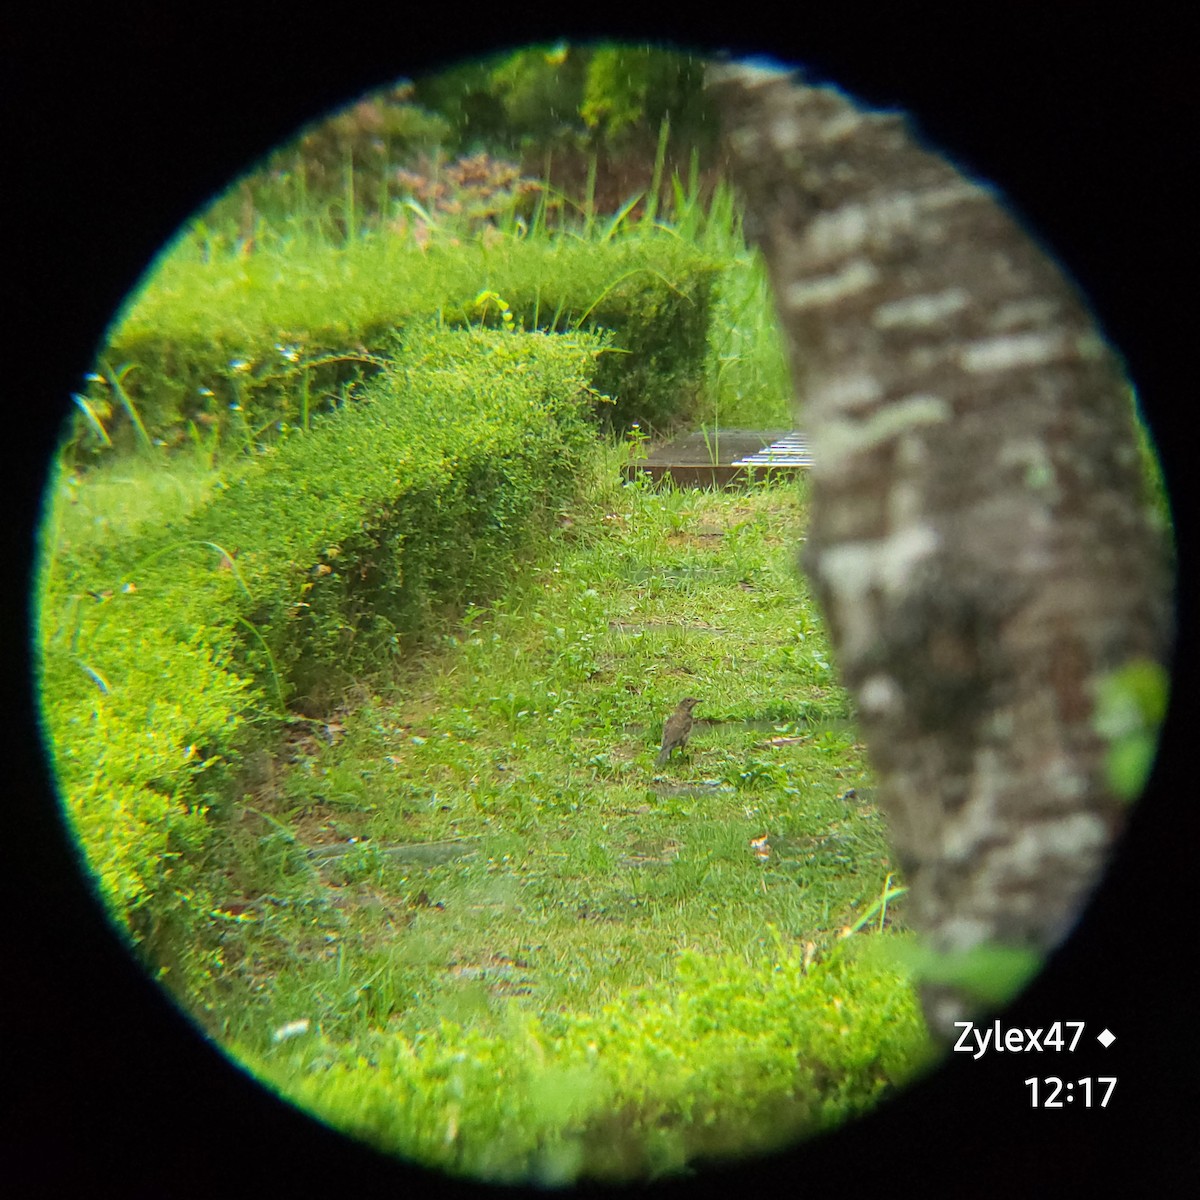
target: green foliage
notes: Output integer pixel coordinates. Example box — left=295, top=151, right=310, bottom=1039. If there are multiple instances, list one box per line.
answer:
left=579, top=46, right=711, bottom=146
left=35, top=519, right=256, bottom=960
left=884, top=940, right=1044, bottom=1007
left=72, top=234, right=717, bottom=460
left=706, top=245, right=794, bottom=428
left=1130, top=390, right=1173, bottom=544
left=36, top=326, right=606, bottom=986
left=246, top=939, right=929, bottom=1184
left=215, top=325, right=603, bottom=707
left=410, top=43, right=713, bottom=157
left=1093, top=658, right=1170, bottom=802
left=486, top=44, right=591, bottom=149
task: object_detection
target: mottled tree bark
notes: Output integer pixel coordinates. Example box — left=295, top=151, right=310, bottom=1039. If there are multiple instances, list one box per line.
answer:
left=709, top=63, right=1173, bottom=1039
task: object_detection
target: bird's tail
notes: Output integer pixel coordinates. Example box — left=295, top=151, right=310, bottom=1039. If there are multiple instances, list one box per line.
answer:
left=655, top=747, right=669, bottom=767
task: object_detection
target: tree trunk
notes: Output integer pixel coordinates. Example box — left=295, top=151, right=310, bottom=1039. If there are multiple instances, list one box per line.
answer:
left=708, top=62, right=1173, bottom=1039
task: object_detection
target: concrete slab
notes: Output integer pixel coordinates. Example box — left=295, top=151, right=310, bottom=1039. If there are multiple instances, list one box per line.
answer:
left=623, top=428, right=812, bottom=488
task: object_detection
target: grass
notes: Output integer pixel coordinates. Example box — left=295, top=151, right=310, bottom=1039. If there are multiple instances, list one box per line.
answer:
left=181, top=457, right=926, bottom=1181
left=46, top=450, right=242, bottom=551
left=207, top=463, right=893, bottom=1038
left=97, top=143, right=791, bottom=455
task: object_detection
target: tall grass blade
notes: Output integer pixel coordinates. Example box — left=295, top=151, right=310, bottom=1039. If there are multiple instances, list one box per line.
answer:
left=643, top=115, right=670, bottom=228
left=72, top=393, right=113, bottom=448
left=102, top=362, right=154, bottom=455
left=583, top=154, right=597, bottom=239
left=235, top=615, right=288, bottom=716
left=599, top=193, right=644, bottom=243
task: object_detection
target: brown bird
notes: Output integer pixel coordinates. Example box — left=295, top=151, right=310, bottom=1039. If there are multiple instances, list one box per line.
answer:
left=656, top=697, right=701, bottom=767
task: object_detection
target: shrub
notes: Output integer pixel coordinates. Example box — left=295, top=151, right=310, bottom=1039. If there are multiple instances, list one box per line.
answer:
left=71, top=236, right=717, bottom=461
left=36, top=325, right=607, bottom=991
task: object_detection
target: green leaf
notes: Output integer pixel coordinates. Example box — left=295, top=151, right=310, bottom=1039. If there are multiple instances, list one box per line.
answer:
left=1093, top=658, right=1169, bottom=802
left=886, top=940, right=1043, bottom=1006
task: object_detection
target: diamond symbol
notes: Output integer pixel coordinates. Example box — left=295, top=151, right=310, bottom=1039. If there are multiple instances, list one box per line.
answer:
left=1097, top=1028, right=1116, bottom=1048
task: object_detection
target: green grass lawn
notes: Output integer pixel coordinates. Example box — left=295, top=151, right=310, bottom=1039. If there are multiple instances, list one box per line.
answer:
left=213, top=465, right=890, bottom=1039
left=182, top=455, right=926, bottom=1181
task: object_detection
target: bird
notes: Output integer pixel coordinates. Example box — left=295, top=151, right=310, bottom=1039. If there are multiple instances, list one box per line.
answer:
left=656, top=697, right=701, bottom=767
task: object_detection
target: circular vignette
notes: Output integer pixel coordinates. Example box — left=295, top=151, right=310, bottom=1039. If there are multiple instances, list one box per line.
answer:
left=9, top=12, right=1195, bottom=1198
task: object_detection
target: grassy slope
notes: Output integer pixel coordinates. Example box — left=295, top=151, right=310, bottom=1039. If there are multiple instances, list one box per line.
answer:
left=215, top=465, right=893, bottom=1038
left=193, top=456, right=927, bottom=1181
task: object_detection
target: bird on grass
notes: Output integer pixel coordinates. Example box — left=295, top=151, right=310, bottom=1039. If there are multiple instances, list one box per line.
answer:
left=656, top=697, right=701, bottom=767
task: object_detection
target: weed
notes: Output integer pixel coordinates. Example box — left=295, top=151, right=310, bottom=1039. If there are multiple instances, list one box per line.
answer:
left=102, top=361, right=155, bottom=454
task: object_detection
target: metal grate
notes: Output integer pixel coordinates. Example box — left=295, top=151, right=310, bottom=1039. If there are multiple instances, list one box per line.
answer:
left=731, top=431, right=813, bottom=468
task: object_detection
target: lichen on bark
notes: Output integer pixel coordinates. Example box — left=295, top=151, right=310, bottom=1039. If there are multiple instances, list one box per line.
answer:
left=709, top=61, right=1174, bottom=1038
